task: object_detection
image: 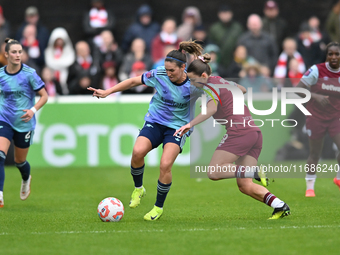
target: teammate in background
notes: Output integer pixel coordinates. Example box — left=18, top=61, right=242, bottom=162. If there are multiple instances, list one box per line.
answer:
left=175, top=54, right=291, bottom=219
left=88, top=41, right=204, bottom=221
left=296, top=42, right=340, bottom=197
left=0, top=38, right=48, bottom=207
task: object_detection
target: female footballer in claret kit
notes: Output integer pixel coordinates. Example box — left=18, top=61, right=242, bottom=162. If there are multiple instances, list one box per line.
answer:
left=175, top=53, right=291, bottom=219
left=297, top=42, right=340, bottom=197
left=0, top=38, right=48, bottom=207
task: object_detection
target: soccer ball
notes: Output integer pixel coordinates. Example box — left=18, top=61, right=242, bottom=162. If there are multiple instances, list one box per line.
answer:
left=97, top=197, right=124, bottom=222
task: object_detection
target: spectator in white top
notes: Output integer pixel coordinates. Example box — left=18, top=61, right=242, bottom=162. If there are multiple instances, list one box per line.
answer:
left=45, top=27, right=75, bottom=95
left=274, top=38, right=305, bottom=79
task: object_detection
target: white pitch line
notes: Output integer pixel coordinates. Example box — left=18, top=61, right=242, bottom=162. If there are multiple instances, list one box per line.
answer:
left=1, top=225, right=339, bottom=236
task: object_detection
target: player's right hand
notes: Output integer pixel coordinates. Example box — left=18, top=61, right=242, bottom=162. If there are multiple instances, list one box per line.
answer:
left=174, top=123, right=191, bottom=137
left=87, top=87, right=108, bottom=98
left=315, top=94, right=330, bottom=107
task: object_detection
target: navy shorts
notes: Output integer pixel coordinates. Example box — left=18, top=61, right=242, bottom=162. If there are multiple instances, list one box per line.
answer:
left=139, top=121, right=187, bottom=153
left=0, top=121, right=34, bottom=149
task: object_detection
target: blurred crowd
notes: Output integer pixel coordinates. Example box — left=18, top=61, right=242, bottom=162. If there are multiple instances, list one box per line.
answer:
left=0, top=0, right=339, bottom=96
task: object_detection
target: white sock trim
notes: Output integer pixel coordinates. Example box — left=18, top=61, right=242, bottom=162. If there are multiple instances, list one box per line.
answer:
left=305, top=173, right=316, bottom=181
left=271, top=198, right=284, bottom=208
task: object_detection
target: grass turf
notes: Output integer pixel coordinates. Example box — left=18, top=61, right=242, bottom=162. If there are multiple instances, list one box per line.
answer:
left=1, top=162, right=340, bottom=255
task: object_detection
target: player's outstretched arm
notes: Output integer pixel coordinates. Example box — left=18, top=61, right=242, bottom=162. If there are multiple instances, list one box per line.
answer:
left=174, top=100, right=217, bottom=137
left=88, top=76, right=143, bottom=98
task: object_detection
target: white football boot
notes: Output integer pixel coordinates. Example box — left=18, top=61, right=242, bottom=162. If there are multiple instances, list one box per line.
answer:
left=20, top=175, right=31, bottom=200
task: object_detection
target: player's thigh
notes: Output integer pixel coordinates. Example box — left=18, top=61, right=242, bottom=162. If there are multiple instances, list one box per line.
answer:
left=235, top=154, right=258, bottom=167
left=0, top=137, right=11, bottom=154
left=132, top=136, right=153, bottom=158
left=138, top=121, right=163, bottom=150
left=209, top=149, right=239, bottom=166
left=160, top=142, right=180, bottom=170
left=0, top=121, right=14, bottom=154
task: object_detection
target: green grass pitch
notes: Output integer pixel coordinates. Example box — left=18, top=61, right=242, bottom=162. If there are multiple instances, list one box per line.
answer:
left=1, top=163, right=340, bottom=255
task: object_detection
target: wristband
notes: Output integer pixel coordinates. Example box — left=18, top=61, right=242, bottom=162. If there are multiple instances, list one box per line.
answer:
left=30, top=107, right=37, bottom=114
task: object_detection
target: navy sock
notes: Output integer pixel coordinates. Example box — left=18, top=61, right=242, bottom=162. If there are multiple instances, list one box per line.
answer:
left=131, top=164, right=144, bottom=188
left=0, top=151, right=6, bottom=192
left=15, top=161, right=30, bottom=181
left=155, top=180, right=172, bottom=208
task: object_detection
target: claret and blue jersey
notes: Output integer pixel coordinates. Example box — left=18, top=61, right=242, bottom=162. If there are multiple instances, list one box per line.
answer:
left=141, top=66, right=202, bottom=131
left=0, top=64, right=45, bottom=132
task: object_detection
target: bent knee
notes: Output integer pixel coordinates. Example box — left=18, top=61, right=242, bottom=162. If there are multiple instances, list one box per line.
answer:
left=132, top=148, right=147, bottom=161
left=160, top=160, right=174, bottom=172
left=14, top=157, right=27, bottom=164
left=207, top=171, right=220, bottom=181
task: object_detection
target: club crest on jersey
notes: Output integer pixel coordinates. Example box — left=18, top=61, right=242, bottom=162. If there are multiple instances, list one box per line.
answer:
left=146, top=71, right=154, bottom=78
left=304, top=68, right=312, bottom=76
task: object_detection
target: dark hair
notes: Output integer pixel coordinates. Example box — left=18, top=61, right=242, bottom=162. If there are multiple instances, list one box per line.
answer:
left=165, top=40, right=203, bottom=67
left=4, top=38, right=21, bottom=52
left=187, top=53, right=212, bottom=76
left=326, top=41, right=340, bottom=54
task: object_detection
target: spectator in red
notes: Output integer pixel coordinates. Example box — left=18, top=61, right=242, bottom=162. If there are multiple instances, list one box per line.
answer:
left=21, top=24, right=45, bottom=69
left=67, top=41, right=101, bottom=95
left=274, top=37, right=305, bottom=88
left=83, top=0, right=115, bottom=44
left=15, top=6, right=49, bottom=60
left=41, top=66, right=63, bottom=97
left=287, top=58, right=304, bottom=87
left=101, top=61, right=120, bottom=97
left=151, top=17, right=181, bottom=63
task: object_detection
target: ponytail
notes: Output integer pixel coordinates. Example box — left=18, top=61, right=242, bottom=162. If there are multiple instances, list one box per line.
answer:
left=165, top=40, right=203, bottom=67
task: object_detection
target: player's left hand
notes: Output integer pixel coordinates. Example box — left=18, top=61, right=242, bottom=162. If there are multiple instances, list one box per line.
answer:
left=21, top=109, right=34, bottom=122
left=174, top=123, right=191, bottom=137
